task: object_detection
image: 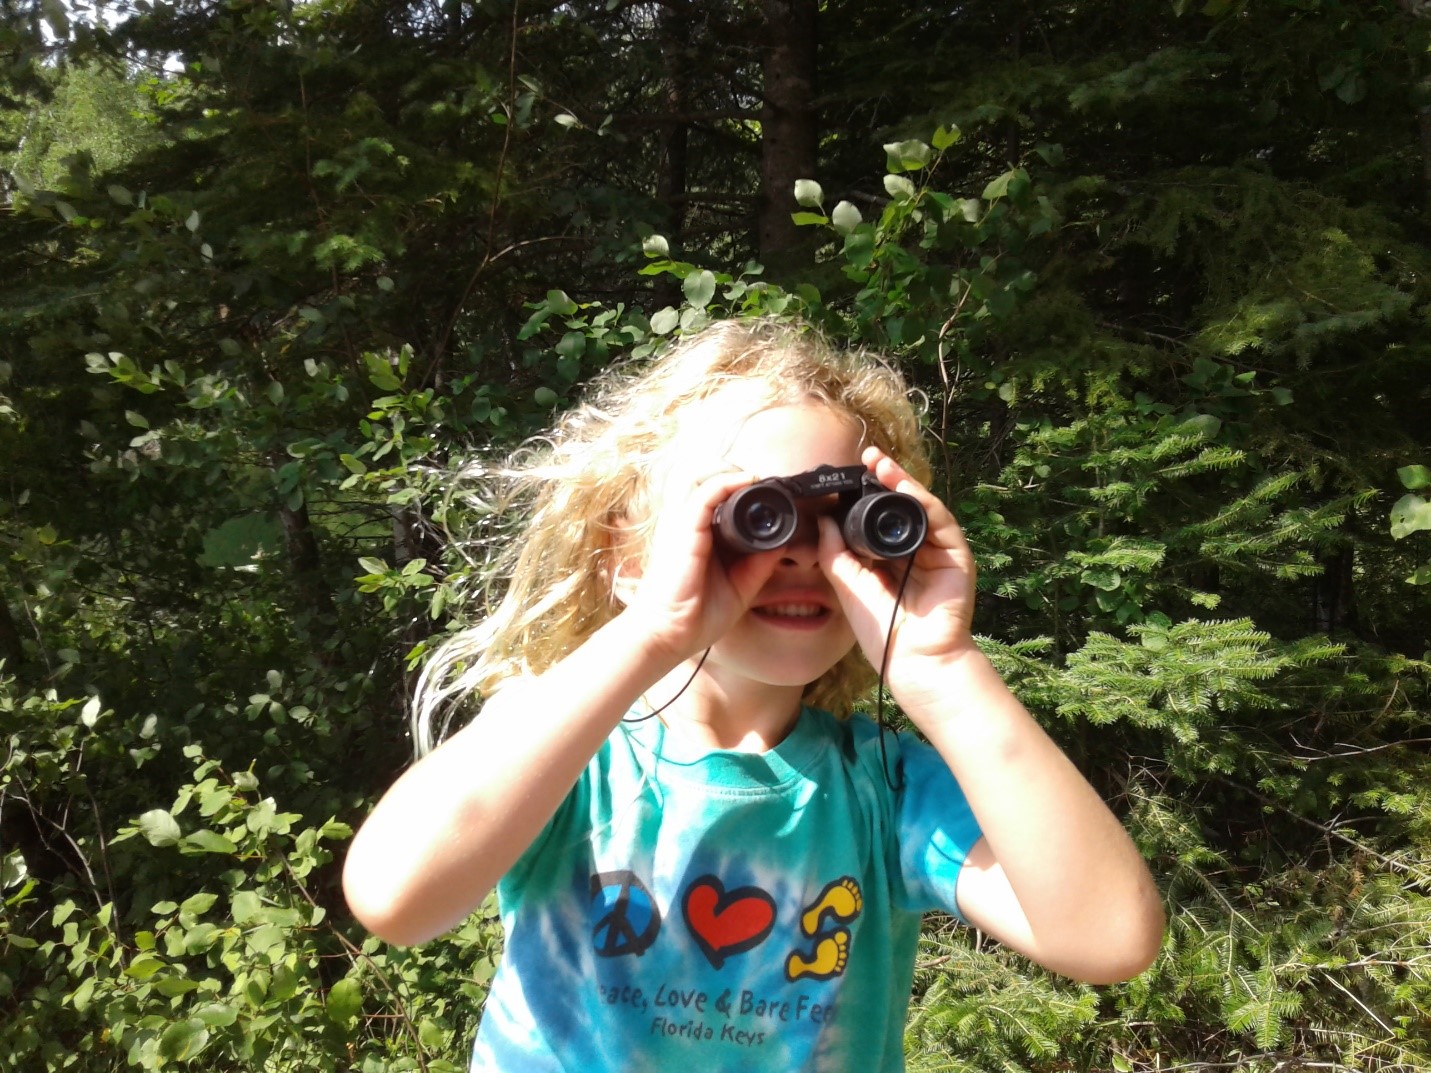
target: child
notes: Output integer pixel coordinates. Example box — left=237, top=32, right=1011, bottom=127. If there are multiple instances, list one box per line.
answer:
left=343, top=318, right=1164, bottom=1071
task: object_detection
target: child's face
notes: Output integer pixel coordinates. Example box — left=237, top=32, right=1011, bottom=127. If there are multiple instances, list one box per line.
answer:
left=686, top=392, right=866, bottom=693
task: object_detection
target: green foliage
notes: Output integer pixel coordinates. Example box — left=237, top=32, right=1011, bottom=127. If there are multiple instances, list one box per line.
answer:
left=0, top=697, right=496, bottom=1070
left=6, top=63, right=167, bottom=192
left=1390, top=465, right=1431, bottom=588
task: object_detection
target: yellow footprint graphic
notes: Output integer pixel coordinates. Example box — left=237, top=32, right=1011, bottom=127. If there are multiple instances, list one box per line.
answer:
left=786, top=877, right=862, bottom=981
left=800, top=877, right=863, bottom=936
left=785, top=929, right=849, bottom=981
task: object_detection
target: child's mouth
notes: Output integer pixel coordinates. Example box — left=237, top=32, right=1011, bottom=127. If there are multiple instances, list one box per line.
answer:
left=751, top=603, right=831, bottom=628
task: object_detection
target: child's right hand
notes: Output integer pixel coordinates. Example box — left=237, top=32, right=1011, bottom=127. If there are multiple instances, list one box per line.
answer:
left=616, top=468, right=782, bottom=665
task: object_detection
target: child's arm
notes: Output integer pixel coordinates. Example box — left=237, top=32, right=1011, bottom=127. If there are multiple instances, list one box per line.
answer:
left=821, top=448, right=1165, bottom=985
left=343, top=468, right=774, bottom=947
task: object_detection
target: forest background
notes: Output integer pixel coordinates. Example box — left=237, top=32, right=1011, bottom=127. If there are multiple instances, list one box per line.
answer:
left=2, top=0, right=1430, bottom=1070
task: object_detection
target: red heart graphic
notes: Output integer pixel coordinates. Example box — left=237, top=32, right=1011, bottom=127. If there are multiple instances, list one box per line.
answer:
left=682, top=875, right=777, bottom=969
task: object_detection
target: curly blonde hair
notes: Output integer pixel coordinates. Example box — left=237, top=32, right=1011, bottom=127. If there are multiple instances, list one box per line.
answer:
left=412, top=317, right=931, bottom=754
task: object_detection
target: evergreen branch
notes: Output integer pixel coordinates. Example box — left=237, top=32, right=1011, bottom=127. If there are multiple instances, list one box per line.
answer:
left=1208, top=774, right=1430, bottom=884
left=1318, top=970, right=1395, bottom=1037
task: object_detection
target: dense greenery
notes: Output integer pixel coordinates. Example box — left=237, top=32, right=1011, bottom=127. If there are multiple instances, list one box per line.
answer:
left=2, top=0, right=1428, bottom=1070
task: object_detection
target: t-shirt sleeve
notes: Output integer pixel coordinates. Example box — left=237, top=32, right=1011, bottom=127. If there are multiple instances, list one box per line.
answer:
left=501, top=752, right=597, bottom=896
left=891, top=731, right=983, bottom=919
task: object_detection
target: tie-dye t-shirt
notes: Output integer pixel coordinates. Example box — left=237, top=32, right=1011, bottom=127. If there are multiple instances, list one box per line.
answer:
left=469, top=706, right=982, bottom=1072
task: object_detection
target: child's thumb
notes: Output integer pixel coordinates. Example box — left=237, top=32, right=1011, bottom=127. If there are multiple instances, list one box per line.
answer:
left=818, top=516, right=888, bottom=610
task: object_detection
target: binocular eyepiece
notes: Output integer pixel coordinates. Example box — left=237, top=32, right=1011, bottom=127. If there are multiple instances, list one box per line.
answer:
left=712, top=464, right=927, bottom=560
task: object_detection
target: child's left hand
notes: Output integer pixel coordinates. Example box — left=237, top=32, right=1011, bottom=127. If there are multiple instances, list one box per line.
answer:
left=818, top=447, right=978, bottom=687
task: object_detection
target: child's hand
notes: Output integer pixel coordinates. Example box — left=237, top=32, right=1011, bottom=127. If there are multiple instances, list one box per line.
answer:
left=618, top=469, right=781, bottom=664
left=819, top=447, right=978, bottom=689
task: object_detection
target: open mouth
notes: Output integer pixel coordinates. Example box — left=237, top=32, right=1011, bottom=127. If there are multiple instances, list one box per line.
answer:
left=750, top=602, right=831, bottom=626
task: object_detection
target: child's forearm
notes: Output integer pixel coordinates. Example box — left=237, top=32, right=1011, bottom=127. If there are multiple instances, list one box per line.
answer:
left=343, top=611, right=683, bottom=947
left=892, top=648, right=1165, bottom=983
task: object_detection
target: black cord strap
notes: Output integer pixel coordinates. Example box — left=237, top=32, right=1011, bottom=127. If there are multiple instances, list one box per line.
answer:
left=623, top=647, right=712, bottom=723
left=875, top=553, right=916, bottom=792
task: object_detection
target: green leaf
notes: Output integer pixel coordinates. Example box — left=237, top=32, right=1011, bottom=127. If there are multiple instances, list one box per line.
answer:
left=155, top=976, right=201, bottom=997
left=883, top=139, right=931, bottom=172
left=683, top=270, right=716, bottom=309
left=71, top=976, right=96, bottom=1012
left=931, top=124, right=962, bottom=150
left=1390, top=494, right=1431, bottom=539
left=107, top=184, right=133, bottom=206
left=246, top=923, right=285, bottom=956
left=983, top=172, right=1012, bottom=200
left=194, top=1002, right=239, bottom=1027
left=793, top=178, right=823, bottom=207
left=327, top=976, right=364, bottom=1024
left=137, top=810, right=182, bottom=847
left=1181, top=413, right=1223, bottom=441
left=545, top=289, right=579, bottom=316
left=534, top=386, right=558, bottom=406
left=649, top=307, right=680, bottom=335
left=198, top=515, right=283, bottom=569
left=125, top=953, right=165, bottom=979
left=1397, top=465, right=1431, bottom=491
left=790, top=212, right=828, bottom=226
left=883, top=174, right=916, bottom=201
left=158, top=1018, right=210, bottom=1061
left=180, top=892, right=218, bottom=917
left=182, top=829, right=238, bottom=854
left=830, top=201, right=862, bottom=233
left=182, top=922, right=221, bottom=955
left=231, top=890, right=262, bottom=924
left=556, top=331, right=586, bottom=360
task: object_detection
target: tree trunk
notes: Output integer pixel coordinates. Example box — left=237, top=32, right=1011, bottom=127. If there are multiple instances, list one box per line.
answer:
left=273, top=454, right=335, bottom=622
left=654, top=2, right=693, bottom=309
left=0, top=595, right=25, bottom=671
left=756, top=0, right=819, bottom=279
left=1312, top=543, right=1359, bottom=636
left=1401, top=0, right=1431, bottom=206
left=278, top=498, right=334, bottom=618
left=656, top=3, right=692, bottom=245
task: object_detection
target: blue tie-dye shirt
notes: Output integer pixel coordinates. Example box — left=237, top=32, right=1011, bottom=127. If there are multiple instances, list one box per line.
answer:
left=470, top=707, right=982, bottom=1072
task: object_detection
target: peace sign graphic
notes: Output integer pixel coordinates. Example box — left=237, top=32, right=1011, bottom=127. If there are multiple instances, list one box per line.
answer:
left=589, top=870, right=662, bottom=958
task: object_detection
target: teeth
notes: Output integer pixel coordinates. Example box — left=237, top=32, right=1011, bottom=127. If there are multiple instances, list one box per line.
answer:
left=759, top=603, right=825, bottom=618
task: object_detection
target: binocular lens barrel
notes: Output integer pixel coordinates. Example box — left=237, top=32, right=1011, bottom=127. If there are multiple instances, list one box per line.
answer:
left=843, top=492, right=927, bottom=559
left=714, top=485, right=798, bottom=553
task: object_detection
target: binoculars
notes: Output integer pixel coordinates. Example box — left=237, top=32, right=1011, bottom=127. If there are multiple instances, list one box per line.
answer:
left=713, top=464, right=927, bottom=560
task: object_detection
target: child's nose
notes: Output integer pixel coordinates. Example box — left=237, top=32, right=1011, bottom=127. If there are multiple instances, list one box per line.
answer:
left=779, top=509, right=823, bottom=564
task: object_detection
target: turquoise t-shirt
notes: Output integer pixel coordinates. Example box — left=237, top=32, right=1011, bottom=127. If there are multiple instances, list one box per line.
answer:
left=470, top=707, right=983, bottom=1072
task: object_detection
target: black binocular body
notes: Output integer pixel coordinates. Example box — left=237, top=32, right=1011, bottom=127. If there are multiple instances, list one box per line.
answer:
left=712, top=464, right=927, bottom=560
